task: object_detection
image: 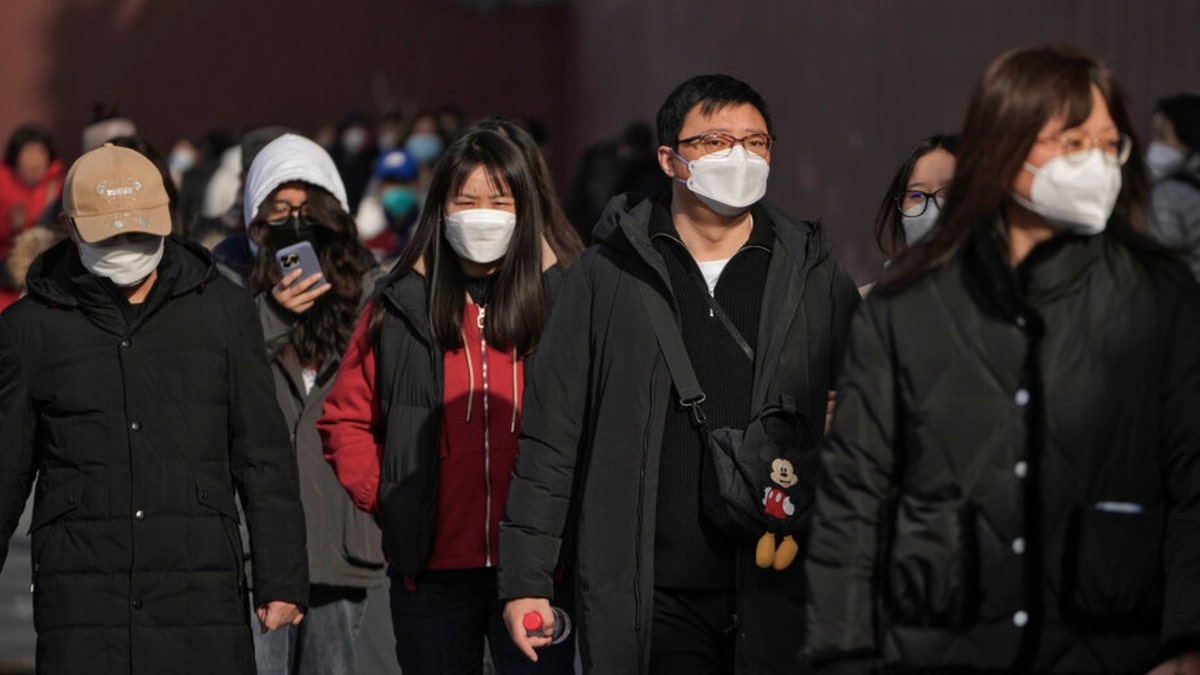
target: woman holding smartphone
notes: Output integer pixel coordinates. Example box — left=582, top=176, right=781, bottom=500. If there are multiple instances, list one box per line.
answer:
left=805, top=46, right=1200, bottom=674
left=319, top=123, right=580, bottom=673
left=242, top=133, right=386, bottom=675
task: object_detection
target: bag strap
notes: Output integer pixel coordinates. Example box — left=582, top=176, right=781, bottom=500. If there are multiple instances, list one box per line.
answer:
left=633, top=274, right=708, bottom=428
left=681, top=267, right=755, bottom=363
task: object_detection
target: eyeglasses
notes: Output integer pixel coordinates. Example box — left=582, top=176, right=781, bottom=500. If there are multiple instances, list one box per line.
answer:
left=266, top=200, right=312, bottom=225
left=675, top=132, right=775, bottom=158
left=1035, top=133, right=1132, bottom=166
left=895, top=187, right=948, bottom=217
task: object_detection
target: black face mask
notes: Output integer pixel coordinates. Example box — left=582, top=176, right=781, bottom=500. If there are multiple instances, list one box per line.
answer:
left=265, top=215, right=318, bottom=250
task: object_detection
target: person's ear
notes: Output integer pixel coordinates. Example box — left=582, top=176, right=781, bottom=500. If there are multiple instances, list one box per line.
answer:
left=657, top=146, right=680, bottom=180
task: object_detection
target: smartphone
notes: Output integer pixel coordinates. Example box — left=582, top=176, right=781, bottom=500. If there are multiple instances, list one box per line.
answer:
left=274, top=241, right=328, bottom=289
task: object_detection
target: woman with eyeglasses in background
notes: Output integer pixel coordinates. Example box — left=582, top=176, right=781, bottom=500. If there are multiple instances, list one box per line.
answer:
left=860, top=134, right=957, bottom=295
left=804, top=45, right=1200, bottom=674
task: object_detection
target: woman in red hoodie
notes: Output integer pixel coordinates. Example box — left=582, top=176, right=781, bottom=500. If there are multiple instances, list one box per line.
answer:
left=319, top=122, right=580, bottom=674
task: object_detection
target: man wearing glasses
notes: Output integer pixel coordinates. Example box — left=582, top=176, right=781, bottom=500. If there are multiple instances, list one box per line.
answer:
left=499, top=74, right=860, bottom=673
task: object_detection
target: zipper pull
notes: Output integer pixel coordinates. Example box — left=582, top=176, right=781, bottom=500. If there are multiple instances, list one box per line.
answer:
left=477, top=305, right=486, bottom=330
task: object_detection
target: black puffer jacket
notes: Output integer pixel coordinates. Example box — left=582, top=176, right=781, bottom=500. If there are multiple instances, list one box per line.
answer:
left=498, top=193, right=860, bottom=674
left=0, top=237, right=308, bottom=675
left=806, top=228, right=1200, bottom=673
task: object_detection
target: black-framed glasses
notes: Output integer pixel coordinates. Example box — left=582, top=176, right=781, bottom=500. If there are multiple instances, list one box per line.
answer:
left=1035, top=133, right=1132, bottom=166
left=895, top=187, right=948, bottom=217
left=266, top=200, right=312, bottom=225
left=675, top=132, right=775, bottom=158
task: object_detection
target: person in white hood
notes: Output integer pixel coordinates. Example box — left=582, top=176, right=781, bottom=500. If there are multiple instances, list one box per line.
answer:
left=241, top=133, right=387, bottom=675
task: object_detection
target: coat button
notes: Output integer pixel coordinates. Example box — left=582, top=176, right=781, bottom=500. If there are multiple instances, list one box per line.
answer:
left=1011, top=537, right=1026, bottom=555
left=1014, top=389, right=1031, bottom=407
left=130, top=421, right=141, bottom=431
left=200, top=490, right=209, bottom=501
left=1013, top=610, right=1029, bottom=627
left=132, top=599, right=143, bottom=610
left=1014, top=461, right=1028, bottom=478
left=120, top=339, right=131, bottom=348
left=134, top=509, right=145, bottom=520
left=1015, top=315, right=1027, bottom=329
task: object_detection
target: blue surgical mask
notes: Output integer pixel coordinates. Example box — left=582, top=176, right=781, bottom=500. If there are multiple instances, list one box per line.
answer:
left=405, top=133, right=444, bottom=164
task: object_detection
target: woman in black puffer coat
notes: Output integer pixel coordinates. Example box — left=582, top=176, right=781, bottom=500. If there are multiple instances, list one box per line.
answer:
left=805, top=45, right=1200, bottom=675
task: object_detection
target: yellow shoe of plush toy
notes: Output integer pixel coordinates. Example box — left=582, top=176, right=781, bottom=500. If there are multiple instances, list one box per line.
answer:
left=773, top=535, right=799, bottom=571
left=756, top=532, right=776, bottom=569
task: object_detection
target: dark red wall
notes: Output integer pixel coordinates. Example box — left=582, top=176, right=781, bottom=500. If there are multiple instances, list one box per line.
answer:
left=0, top=0, right=567, bottom=164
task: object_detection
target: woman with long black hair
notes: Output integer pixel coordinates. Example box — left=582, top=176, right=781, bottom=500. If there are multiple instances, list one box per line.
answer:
left=805, top=45, right=1200, bottom=674
left=319, top=123, right=580, bottom=673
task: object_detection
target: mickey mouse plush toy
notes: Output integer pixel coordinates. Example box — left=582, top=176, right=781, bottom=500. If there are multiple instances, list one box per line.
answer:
left=756, top=457, right=800, bottom=570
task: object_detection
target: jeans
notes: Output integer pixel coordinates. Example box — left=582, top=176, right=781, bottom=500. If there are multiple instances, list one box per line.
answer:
left=253, top=585, right=368, bottom=675
left=388, top=566, right=576, bottom=674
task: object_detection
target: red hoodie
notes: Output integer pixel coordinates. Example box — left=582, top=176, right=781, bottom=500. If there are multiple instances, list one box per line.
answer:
left=321, top=299, right=523, bottom=571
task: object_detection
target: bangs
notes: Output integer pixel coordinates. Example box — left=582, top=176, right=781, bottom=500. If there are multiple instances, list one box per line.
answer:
left=1053, top=68, right=1096, bottom=130
left=446, top=156, right=514, bottom=202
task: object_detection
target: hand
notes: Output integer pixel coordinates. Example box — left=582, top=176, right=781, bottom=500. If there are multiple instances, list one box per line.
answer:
left=255, top=600, right=305, bottom=634
left=1148, top=653, right=1200, bottom=675
left=503, top=597, right=554, bottom=662
left=271, top=269, right=330, bottom=315
left=824, top=390, right=837, bottom=435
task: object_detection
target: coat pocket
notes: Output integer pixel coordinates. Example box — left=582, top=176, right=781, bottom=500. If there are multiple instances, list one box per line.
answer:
left=28, top=474, right=83, bottom=594
left=884, top=494, right=978, bottom=628
left=1062, top=502, right=1163, bottom=626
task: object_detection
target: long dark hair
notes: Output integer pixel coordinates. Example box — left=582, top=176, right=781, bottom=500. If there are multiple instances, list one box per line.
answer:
left=370, top=126, right=549, bottom=356
left=873, top=134, right=958, bottom=259
left=880, top=45, right=1152, bottom=293
left=473, top=116, right=584, bottom=266
left=248, top=184, right=371, bottom=365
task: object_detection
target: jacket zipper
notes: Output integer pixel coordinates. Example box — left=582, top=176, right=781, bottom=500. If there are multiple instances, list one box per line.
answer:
left=478, top=305, right=494, bottom=568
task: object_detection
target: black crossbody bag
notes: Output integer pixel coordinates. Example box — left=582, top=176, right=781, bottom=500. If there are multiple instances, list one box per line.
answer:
left=633, top=270, right=818, bottom=542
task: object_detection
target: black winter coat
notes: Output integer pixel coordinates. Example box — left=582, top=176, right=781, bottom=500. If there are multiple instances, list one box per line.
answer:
left=0, top=238, right=308, bottom=675
left=372, top=264, right=565, bottom=577
left=498, top=194, right=860, bottom=674
left=806, top=228, right=1200, bottom=673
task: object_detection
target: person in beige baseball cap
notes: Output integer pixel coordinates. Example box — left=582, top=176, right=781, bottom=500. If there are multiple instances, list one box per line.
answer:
left=60, top=143, right=173, bottom=298
left=0, top=141, right=310, bottom=673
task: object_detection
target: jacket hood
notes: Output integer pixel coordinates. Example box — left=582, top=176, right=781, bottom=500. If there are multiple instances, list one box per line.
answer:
left=591, top=192, right=834, bottom=272
left=243, top=133, right=349, bottom=226
left=25, top=235, right=218, bottom=308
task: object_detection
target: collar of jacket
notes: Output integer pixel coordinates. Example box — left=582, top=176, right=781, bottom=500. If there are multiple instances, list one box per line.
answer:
left=592, top=191, right=834, bottom=411
left=23, top=236, right=218, bottom=336
left=965, top=220, right=1103, bottom=323
left=25, top=236, right=217, bottom=309
left=645, top=194, right=775, bottom=253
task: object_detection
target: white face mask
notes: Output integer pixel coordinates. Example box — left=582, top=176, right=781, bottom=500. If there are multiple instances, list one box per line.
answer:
left=78, top=235, right=165, bottom=286
left=1012, top=149, right=1122, bottom=236
left=674, top=145, right=770, bottom=216
left=1146, top=141, right=1186, bottom=180
left=444, top=209, right=517, bottom=263
left=901, top=201, right=940, bottom=245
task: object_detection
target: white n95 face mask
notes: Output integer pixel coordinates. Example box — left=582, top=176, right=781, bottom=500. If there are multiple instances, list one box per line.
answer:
left=444, top=209, right=517, bottom=263
left=1145, top=141, right=1185, bottom=180
left=675, top=146, right=770, bottom=217
left=78, top=235, right=165, bottom=286
left=901, top=201, right=940, bottom=245
left=1012, top=149, right=1122, bottom=236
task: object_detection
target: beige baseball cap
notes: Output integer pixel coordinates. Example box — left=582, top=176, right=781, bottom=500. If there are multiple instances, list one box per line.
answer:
left=63, top=143, right=172, bottom=243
